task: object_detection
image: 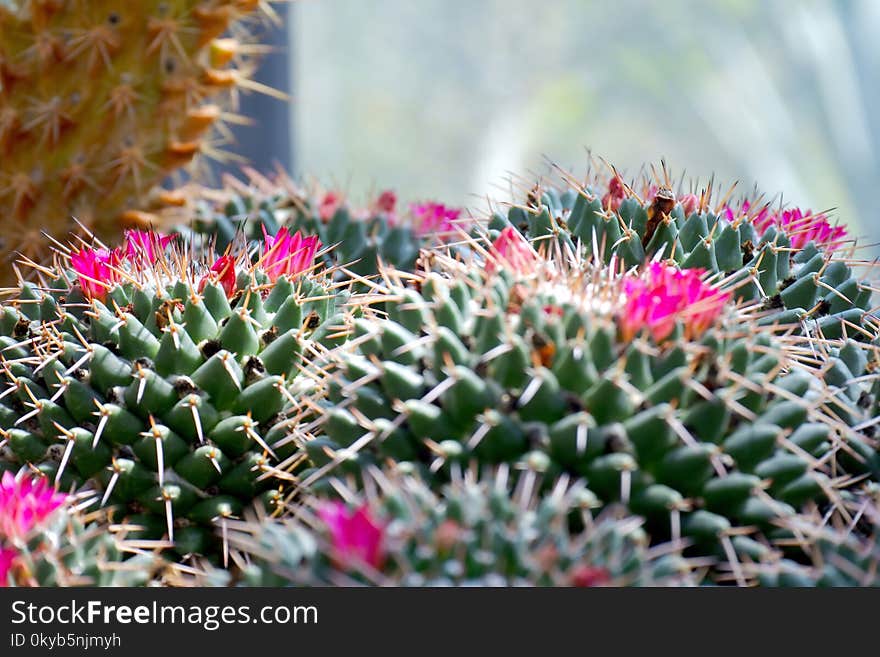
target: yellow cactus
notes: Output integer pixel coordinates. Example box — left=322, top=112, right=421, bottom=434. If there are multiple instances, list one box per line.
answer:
left=0, top=0, right=271, bottom=278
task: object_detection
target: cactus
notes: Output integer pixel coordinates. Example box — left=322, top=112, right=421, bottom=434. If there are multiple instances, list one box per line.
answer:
left=293, top=238, right=880, bottom=581
left=164, top=170, right=467, bottom=279
left=486, top=168, right=870, bottom=338
left=202, top=466, right=698, bottom=587
left=0, top=469, right=156, bottom=586
left=0, top=227, right=361, bottom=563
left=0, top=0, right=270, bottom=278
left=751, top=488, right=880, bottom=587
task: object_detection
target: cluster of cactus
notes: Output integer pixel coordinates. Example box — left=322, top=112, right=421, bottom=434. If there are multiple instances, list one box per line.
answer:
left=289, top=188, right=880, bottom=580
left=201, top=466, right=699, bottom=587
left=1, top=156, right=879, bottom=587
left=0, top=226, right=359, bottom=564
left=0, top=0, right=271, bottom=278
left=486, top=170, right=869, bottom=340
left=165, top=169, right=468, bottom=278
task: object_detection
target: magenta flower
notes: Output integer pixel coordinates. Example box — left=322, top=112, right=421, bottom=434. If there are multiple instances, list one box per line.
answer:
left=318, top=501, right=385, bottom=571
left=0, top=472, right=68, bottom=541
left=762, top=207, right=847, bottom=251
left=0, top=548, right=16, bottom=587
left=122, top=230, right=174, bottom=266
left=410, top=201, right=462, bottom=237
left=69, top=247, right=120, bottom=301
left=486, top=227, right=537, bottom=275
left=722, top=201, right=847, bottom=252
left=261, top=227, right=322, bottom=282
left=620, top=263, right=731, bottom=342
left=318, top=191, right=343, bottom=222
left=199, top=255, right=237, bottom=298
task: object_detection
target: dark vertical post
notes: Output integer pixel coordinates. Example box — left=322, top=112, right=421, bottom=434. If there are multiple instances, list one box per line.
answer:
left=220, top=3, right=293, bottom=175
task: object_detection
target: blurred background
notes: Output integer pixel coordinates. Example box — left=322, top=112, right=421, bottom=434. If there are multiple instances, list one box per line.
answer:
left=240, top=0, right=880, bottom=245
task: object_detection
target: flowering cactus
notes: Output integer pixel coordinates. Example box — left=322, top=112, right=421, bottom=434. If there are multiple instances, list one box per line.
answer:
left=218, top=469, right=697, bottom=587
left=294, top=227, right=880, bottom=584
left=0, top=226, right=362, bottom=562
left=199, top=254, right=238, bottom=297
left=170, top=172, right=462, bottom=278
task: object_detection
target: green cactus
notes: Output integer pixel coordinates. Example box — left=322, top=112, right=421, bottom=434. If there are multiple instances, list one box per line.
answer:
left=752, top=489, right=880, bottom=587
left=292, top=240, right=879, bottom=580
left=166, top=171, right=463, bottom=279
left=0, top=229, right=359, bottom=563
left=3, top=504, right=160, bottom=587
left=204, top=466, right=698, bottom=587
left=485, top=170, right=870, bottom=338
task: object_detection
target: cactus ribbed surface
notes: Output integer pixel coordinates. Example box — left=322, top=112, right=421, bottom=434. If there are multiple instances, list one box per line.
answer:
left=296, top=239, right=880, bottom=581
left=212, top=467, right=698, bottom=587
left=0, top=229, right=358, bottom=562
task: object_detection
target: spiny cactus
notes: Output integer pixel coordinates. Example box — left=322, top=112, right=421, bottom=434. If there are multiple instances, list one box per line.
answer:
left=0, top=0, right=271, bottom=277
left=0, top=227, right=361, bottom=563
left=164, top=169, right=468, bottom=278
left=201, top=465, right=699, bottom=587
left=294, top=239, right=880, bottom=581
left=487, top=167, right=872, bottom=339
left=0, top=470, right=156, bottom=586
left=746, top=488, right=880, bottom=587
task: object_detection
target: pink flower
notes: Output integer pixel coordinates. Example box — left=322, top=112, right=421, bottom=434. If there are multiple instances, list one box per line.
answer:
left=260, top=227, right=322, bottom=283
left=69, top=247, right=120, bottom=301
left=620, top=263, right=731, bottom=342
left=122, top=230, right=174, bottom=266
left=0, top=548, right=17, bottom=587
left=768, top=208, right=847, bottom=251
left=602, top=176, right=627, bottom=212
left=678, top=193, right=700, bottom=216
left=721, top=201, right=846, bottom=252
left=486, top=227, right=537, bottom=275
left=318, top=501, right=385, bottom=571
left=0, top=472, right=68, bottom=541
left=410, top=202, right=462, bottom=237
left=199, top=255, right=237, bottom=298
left=318, top=192, right=343, bottom=222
